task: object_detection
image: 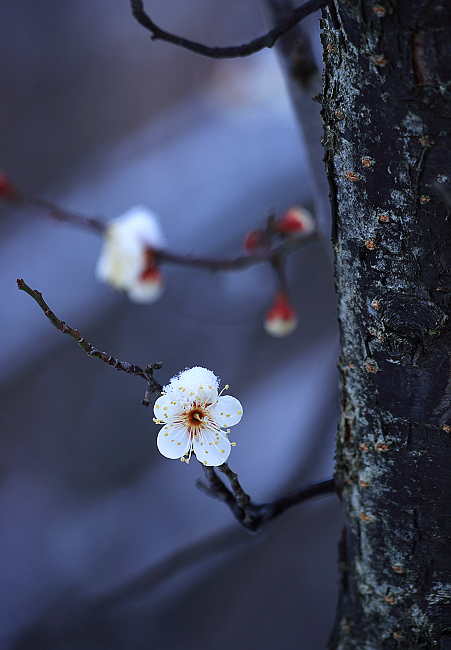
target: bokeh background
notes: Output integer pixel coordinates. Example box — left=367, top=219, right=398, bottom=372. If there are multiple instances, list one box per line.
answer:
left=0, top=1, right=343, bottom=648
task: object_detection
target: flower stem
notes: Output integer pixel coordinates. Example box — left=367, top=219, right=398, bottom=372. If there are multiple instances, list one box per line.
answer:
left=218, top=463, right=251, bottom=510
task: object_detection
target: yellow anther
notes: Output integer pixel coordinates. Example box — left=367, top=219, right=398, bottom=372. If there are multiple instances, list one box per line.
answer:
left=238, top=411, right=242, bottom=415
left=231, top=442, right=236, bottom=446
left=225, top=384, right=229, bottom=390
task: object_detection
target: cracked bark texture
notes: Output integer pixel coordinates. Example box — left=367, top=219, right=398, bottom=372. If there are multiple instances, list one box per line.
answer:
left=321, top=0, right=451, bottom=648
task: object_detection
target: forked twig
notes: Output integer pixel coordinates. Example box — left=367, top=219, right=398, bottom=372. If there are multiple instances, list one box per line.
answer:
left=198, top=462, right=336, bottom=532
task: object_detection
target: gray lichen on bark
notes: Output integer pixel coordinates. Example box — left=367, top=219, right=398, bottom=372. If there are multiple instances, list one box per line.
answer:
left=321, top=0, right=451, bottom=647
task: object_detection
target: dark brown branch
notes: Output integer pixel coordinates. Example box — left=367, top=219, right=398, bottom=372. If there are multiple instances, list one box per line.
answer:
left=218, top=463, right=252, bottom=508
left=155, top=235, right=314, bottom=273
left=198, top=461, right=336, bottom=532
left=262, top=477, right=337, bottom=520
left=17, top=192, right=106, bottom=233
left=270, top=254, right=290, bottom=294
left=17, top=279, right=163, bottom=402
left=6, top=186, right=318, bottom=272
left=130, top=0, right=330, bottom=59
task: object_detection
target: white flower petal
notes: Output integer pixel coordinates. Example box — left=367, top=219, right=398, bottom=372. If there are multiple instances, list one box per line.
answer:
left=193, top=430, right=231, bottom=466
left=157, top=425, right=190, bottom=459
left=197, top=385, right=219, bottom=405
left=153, top=394, right=179, bottom=421
left=113, top=206, right=165, bottom=250
left=127, top=274, right=165, bottom=304
left=154, top=367, right=241, bottom=465
left=165, top=367, right=219, bottom=395
left=96, top=206, right=165, bottom=297
left=212, top=395, right=243, bottom=427
left=95, top=232, right=142, bottom=290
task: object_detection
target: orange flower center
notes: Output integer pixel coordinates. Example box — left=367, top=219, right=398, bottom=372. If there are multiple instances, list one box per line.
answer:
left=188, top=408, right=205, bottom=426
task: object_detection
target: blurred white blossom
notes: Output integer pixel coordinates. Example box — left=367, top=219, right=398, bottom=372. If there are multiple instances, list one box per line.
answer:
left=95, top=206, right=165, bottom=303
left=154, top=367, right=243, bottom=466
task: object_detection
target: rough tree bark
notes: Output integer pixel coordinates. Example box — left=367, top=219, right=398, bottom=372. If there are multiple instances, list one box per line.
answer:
left=321, top=0, right=451, bottom=647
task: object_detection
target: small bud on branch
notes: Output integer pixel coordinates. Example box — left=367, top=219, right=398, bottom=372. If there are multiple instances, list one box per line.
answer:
left=264, top=292, right=298, bottom=337
left=0, top=172, right=16, bottom=199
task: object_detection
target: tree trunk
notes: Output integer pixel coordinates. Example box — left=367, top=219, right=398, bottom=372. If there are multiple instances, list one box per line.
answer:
left=321, top=0, right=451, bottom=647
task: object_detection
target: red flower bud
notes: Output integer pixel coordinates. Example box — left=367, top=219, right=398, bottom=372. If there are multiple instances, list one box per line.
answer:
left=244, top=229, right=270, bottom=253
left=0, top=173, right=16, bottom=200
left=264, top=293, right=298, bottom=337
left=274, top=206, right=315, bottom=236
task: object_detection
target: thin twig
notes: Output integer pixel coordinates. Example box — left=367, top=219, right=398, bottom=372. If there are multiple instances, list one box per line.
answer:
left=155, top=236, right=312, bottom=273
left=218, top=463, right=251, bottom=508
left=270, top=254, right=290, bottom=294
left=18, top=192, right=106, bottom=233
left=197, top=461, right=336, bottom=532
left=17, top=279, right=163, bottom=402
left=130, top=0, right=330, bottom=59
left=7, top=187, right=318, bottom=272
left=261, top=477, right=337, bottom=522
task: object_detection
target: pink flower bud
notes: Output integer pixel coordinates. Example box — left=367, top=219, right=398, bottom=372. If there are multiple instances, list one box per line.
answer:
left=264, top=293, right=298, bottom=337
left=244, top=229, right=270, bottom=253
left=0, top=173, right=16, bottom=199
left=274, top=206, right=315, bottom=236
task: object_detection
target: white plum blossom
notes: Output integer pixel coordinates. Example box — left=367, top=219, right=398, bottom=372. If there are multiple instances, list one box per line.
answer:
left=96, top=205, right=165, bottom=303
left=154, top=367, right=243, bottom=466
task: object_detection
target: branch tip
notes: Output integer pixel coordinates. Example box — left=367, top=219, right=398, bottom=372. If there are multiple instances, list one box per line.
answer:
left=17, top=279, right=163, bottom=399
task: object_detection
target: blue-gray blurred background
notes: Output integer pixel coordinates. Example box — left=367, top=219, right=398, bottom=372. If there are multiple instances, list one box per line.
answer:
left=0, top=2, right=343, bottom=648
